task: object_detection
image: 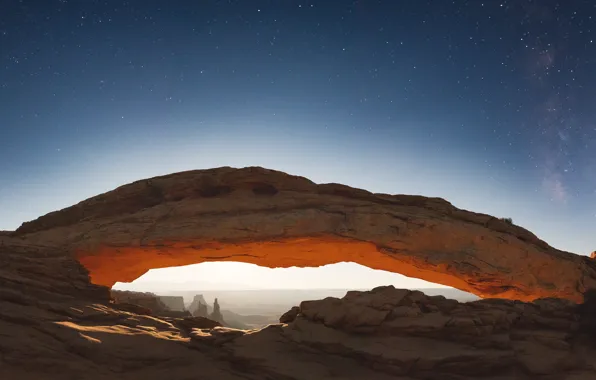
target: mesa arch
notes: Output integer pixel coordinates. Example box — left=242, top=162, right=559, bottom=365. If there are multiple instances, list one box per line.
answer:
left=13, top=166, right=596, bottom=302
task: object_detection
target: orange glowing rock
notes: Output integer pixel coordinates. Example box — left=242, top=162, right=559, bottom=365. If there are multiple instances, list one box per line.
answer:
left=15, top=166, right=596, bottom=302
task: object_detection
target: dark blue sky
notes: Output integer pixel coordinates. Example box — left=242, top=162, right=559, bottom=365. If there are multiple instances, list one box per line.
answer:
left=1, top=0, right=595, bottom=255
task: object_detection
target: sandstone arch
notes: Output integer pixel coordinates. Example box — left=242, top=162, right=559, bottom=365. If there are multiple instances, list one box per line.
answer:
left=14, top=166, right=596, bottom=302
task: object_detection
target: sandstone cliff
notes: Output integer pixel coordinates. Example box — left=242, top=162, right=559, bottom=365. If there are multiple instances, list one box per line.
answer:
left=211, top=298, right=225, bottom=324
left=158, top=295, right=186, bottom=311
left=11, top=166, right=596, bottom=302
left=111, top=289, right=170, bottom=314
left=189, top=294, right=209, bottom=316
left=110, top=290, right=191, bottom=317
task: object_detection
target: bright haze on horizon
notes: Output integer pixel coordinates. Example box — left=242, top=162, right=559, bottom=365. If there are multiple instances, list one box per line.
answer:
left=1, top=1, right=595, bottom=290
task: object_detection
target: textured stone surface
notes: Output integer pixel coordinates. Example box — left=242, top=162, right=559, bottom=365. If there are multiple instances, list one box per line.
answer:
left=264, top=286, right=596, bottom=379
left=2, top=235, right=596, bottom=379
left=12, top=166, right=596, bottom=302
left=111, top=290, right=170, bottom=314
left=110, top=290, right=192, bottom=318
left=5, top=167, right=596, bottom=379
left=157, top=295, right=186, bottom=311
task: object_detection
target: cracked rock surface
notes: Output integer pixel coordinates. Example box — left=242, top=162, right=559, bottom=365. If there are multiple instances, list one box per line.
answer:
left=3, top=166, right=596, bottom=379
left=12, top=166, right=596, bottom=302
left=1, top=235, right=596, bottom=379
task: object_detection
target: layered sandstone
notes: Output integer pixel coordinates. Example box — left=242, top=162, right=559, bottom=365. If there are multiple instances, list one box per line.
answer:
left=1, top=233, right=595, bottom=379
left=206, top=286, right=596, bottom=379
left=11, top=166, right=596, bottom=302
left=110, top=289, right=192, bottom=318
left=158, top=295, right=186, bottom=311
left=111, top=289, right=170, bottom=314
left=3, top=165, right=596, bottom=379
left=188, top=294, right=209, bottom=316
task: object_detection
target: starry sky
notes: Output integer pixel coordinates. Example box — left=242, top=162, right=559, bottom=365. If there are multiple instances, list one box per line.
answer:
left=2, top=1, right=595, bottom=289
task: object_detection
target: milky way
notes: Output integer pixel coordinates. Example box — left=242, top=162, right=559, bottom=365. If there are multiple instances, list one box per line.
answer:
left=515, top=1, right=595, bottom=202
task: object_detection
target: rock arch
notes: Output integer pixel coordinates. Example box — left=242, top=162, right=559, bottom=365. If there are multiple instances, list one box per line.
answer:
left=14, top=167, right=596, bottom=302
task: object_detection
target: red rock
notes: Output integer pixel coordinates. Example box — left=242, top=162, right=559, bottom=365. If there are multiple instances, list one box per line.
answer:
left=13, top=167, right=596, bottom=302
left=279, top=306, right=300, bottom=323
left=2, top=217, right=596, bottom=378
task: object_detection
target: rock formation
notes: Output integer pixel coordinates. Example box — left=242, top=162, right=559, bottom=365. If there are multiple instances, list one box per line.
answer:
left=193, top=301, right=209, bottom=318
left=279, top=306, right=300, bottom=323
left=158, top=295, right=186, bottom=311
left=111, top=290, right=192, bottom=318
left=2, top=166, right=596, bottom=379
left=258, top=286, right=596, bottom=378
left=111, top=289, right=170, bottom=314
left=210, top=297, right=225, bottom=324
left=189, top=295, right=254, bottom=329
left=188, top=294, right=210, bottom=316
left=10, top=167, right=596, bottom=302
left=2, top=234, right=595, bottom=379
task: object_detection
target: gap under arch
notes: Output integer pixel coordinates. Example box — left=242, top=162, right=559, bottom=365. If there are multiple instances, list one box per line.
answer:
left=111, top=261, right=479, bottom=329
left=77, top=236, right=489, bottom=299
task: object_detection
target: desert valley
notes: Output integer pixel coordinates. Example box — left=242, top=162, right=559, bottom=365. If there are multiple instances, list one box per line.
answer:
left=109, top=287, right=480, bottom=330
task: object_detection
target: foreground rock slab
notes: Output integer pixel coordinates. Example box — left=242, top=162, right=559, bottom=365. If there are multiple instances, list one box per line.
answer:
left=11, top=166, right=596, bottom=302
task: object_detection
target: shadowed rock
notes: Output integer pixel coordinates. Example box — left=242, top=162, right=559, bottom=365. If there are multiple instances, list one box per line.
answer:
left=12, top=166, right=596, bottom=302
left=1, top=233, right=596, bottom=379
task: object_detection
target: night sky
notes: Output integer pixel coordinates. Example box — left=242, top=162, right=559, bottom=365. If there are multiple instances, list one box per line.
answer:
left=1, top=0, right=595, bottom=259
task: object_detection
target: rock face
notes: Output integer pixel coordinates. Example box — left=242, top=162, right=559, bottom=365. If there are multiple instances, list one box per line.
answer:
left=3, top=163, right=596, bottom=379
left=2, top=234, right=595, bottom=379
left=211, top=298, right=225, bottom=324
left=260, top=286, right=596, bottom=378
left=193, top=301, right=209, bottom=318
left=188, top=294, right=208, bottom=312
left=279, top=306, right=300, bottom=323
left=111, top=289, right=170, bottom=314
left=10, top=167, right=596, bottom=302
left=189, top=294, right=210, bottom=317
left=111, top=290, right=191, bottom=318
left=158, top=295, right=186, bottom=311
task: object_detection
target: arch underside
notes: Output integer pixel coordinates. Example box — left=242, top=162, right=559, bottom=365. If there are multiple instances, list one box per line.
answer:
left=78, top=236, right=523, bottom=300
left=72, top=214, right=590, bottom=303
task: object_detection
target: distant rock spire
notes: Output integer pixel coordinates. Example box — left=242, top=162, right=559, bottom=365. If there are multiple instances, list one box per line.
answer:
left=189, top=294, right=209, bottom=317
left=210, top=297, right=224, bottom=323
left=192, top=301, right=208, bottom=318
